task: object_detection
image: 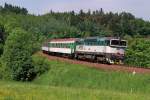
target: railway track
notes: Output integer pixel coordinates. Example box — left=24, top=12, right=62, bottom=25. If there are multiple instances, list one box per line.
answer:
left=38, top=52, right=150, bottom=74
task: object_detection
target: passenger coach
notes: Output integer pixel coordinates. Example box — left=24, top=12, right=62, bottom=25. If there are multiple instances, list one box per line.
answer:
left=42, top=38, right=78, bottom=57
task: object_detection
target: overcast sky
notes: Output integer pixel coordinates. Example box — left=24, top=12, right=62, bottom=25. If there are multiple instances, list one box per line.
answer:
left=0, top=0, right=149, bottom=21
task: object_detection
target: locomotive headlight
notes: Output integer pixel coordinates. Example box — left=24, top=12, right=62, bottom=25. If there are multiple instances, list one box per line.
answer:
left=117, top=52, right=120, bottom=55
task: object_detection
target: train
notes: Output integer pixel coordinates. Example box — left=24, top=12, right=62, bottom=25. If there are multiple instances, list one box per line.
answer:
left=42, top=37, right=127, bottom=64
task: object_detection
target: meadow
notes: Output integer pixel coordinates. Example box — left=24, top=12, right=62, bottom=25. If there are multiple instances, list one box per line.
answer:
left=0, top=55, right=150, bottom=100
left=0, top=81, right=149, bottom=100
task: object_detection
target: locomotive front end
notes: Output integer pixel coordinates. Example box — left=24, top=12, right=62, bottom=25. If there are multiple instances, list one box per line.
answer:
left=106, top=39, right=127, bottom=64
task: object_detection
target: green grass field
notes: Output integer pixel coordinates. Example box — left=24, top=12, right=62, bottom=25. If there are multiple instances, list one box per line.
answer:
left=0, top=55, right=150, bottom=100
left=0, top=81, right=149, bottom=100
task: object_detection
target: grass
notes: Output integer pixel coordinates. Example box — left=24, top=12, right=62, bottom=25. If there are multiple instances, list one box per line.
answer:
left=0, top=81, right=149, bottom=100
left=33, top=55, right=150, bottom=94
left=0, top=55, right=150, bottom=100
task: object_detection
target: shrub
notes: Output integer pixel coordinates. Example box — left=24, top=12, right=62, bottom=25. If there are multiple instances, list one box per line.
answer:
left=1, top=28, right=36, bottom=81
left=32, top=55, right=50, bottom=76
left=125, top=38, right=150, bottom=68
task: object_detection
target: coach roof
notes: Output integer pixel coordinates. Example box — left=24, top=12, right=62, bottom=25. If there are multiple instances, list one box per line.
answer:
left=50, top=38, right=79, bottom=42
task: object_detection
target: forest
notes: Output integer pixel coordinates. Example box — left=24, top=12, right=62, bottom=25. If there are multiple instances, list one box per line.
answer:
left=0, top=3, right=150, bottom=81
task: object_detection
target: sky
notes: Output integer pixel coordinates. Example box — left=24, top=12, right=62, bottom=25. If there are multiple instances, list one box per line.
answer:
left=0, top=0, right=149, bottom=21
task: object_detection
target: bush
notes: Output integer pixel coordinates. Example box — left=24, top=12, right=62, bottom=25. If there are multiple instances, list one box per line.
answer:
left=32, top=55, right=50, bottom=76
left=125, top=38, right=150, bottom=68
left=1, top=28, right=36, bottom=81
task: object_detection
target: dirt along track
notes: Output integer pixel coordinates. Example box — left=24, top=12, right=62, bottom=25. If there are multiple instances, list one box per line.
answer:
left=38, top=52, right=150, bottom=74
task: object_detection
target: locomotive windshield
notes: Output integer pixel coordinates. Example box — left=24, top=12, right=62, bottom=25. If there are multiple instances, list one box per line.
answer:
left=111, top=40, right=127, bottom=47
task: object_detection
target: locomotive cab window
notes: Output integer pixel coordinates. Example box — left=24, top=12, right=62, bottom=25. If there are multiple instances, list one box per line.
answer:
left=111, top=40, right=127, bottom=47
left=111, top=40, right=119, bottom=45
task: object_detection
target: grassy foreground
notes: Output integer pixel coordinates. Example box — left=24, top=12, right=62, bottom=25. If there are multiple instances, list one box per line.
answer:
left=0, top=81, right=149, bottom=100
left=0, top=55, right=150, bottom=100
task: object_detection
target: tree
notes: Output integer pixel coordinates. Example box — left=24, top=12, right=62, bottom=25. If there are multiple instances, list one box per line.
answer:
left=0, top=24, right=6, bottom=55
left=1, top=3, right=28, bottom=15
left=1, top=28, right=35, bottom=81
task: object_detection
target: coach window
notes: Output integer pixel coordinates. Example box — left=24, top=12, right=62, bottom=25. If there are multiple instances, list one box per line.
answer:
left=63, top=43, right=65, bottom=48
left=57, top=43, right=59, bottom=48
left=69, top=43, right=71, bottom=48
left=55, top=43, right=57, bottom=47
left=64, top=43, right=66, bottom=48
left=58, top=43, right=60, bottom=48
left=70, top=43, right=71, bottom=48
left=57, top=43, right=60, bottom=48
left=67, top=43, right=68, bottom=48
left=70, top=43, right=72, bottom=48
left=67, top=43, right=69, bottom=48
left=59, top=43, right=61, bottom=48
left=64, top=44, right=66, bottom=48
left=71, top=43, right=73, bottom=47
left=60, top=43, right=62, bottom=48
left=61, top=43, right=63, bottom=48
left=61, top=43, right=64, bottom=48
